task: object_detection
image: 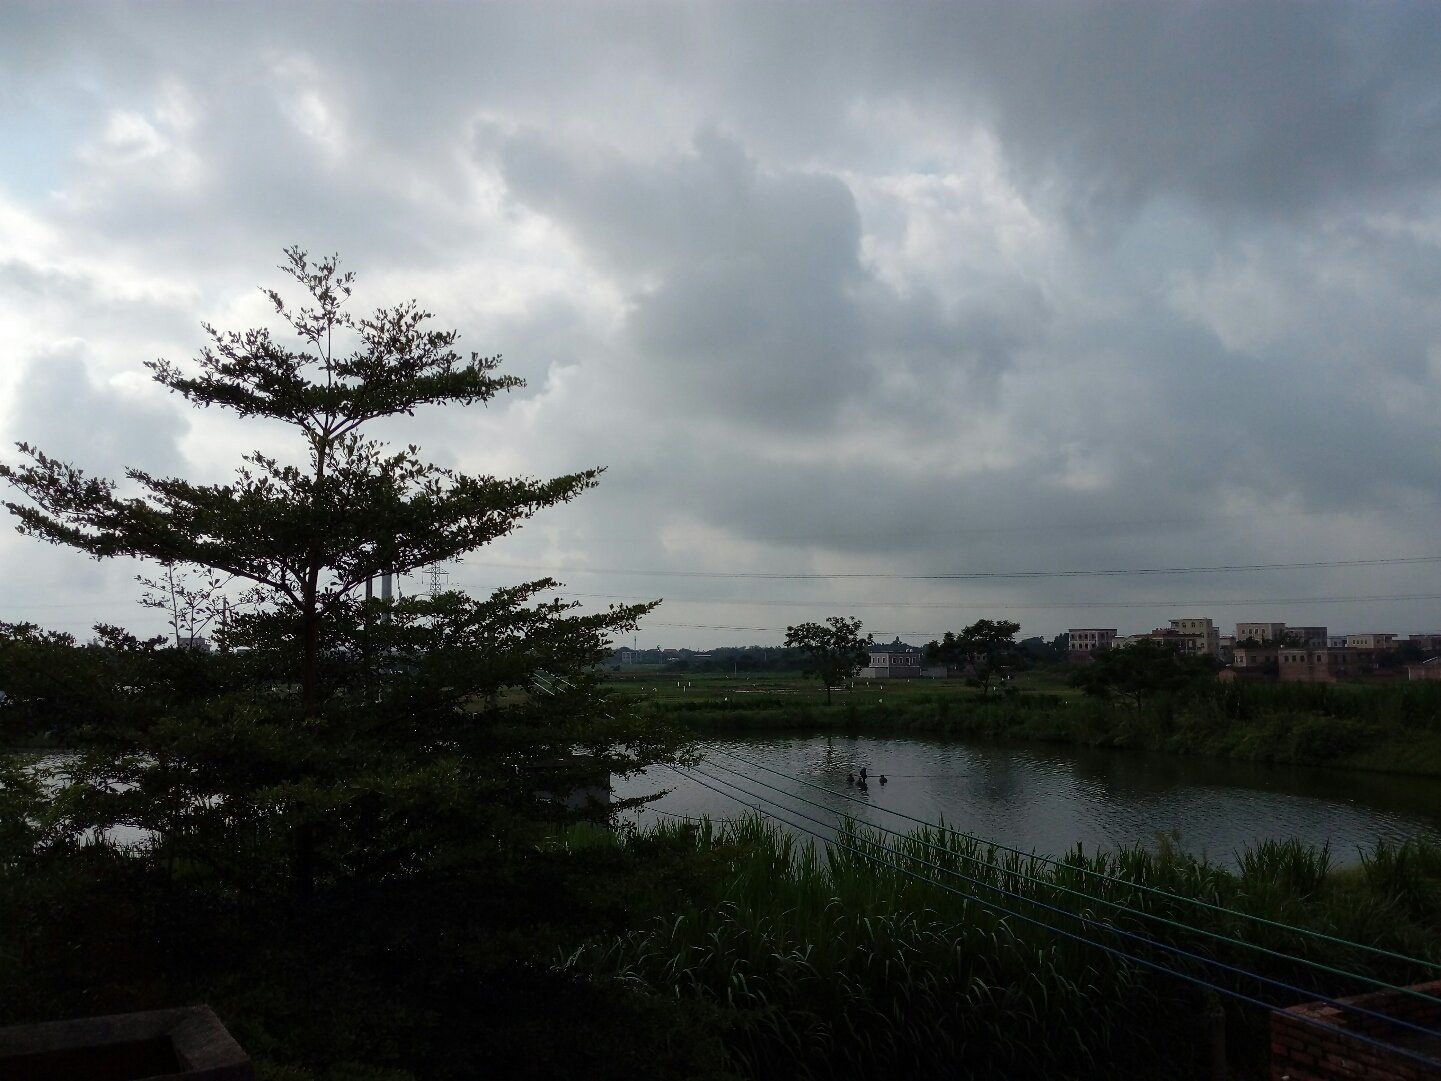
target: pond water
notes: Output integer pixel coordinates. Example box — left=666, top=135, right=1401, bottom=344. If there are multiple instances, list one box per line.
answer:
left=614, top=733, right=1441, bottom=867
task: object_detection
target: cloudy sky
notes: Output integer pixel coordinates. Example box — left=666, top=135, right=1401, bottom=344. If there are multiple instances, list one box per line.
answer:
left=4, top=2, right=1441, bottom=650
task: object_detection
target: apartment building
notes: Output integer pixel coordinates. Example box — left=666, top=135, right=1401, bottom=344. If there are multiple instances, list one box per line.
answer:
left=1067, top=628, right=1116, bottom=661
left=1278, top=647, right=1361, bottom=683
left=1236, top=622, right=1286, bottom=644
left=1345, top=633, right=1398, bottom=651
left=1287, top=626, right=1329, bottom=647
left=1169, top=617, right=1220, bottom=657
left=1231, top=644, right=1278, bottom=671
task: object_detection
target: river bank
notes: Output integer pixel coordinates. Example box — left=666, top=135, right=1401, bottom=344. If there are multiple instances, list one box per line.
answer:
left=622, top=675, right=1441, bottom=778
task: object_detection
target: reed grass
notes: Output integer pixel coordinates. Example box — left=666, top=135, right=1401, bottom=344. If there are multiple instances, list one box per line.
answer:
left=560, top=818, right=1441, bottom=1079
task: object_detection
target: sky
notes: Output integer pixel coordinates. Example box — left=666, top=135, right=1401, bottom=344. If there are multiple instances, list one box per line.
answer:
left=3, top=2, right=1441, bottom=650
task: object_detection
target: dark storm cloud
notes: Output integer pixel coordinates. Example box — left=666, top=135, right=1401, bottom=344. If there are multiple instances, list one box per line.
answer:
left=496, top=127, right=867, bottom=428
left=872, top=3, right=1441, bottom=224
left=4, top=2, right=1441, bottom=644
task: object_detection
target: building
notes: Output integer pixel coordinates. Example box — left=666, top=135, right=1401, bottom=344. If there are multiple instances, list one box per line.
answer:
left=861, top=638, right=928, bottom=679
left=1231, top=644, right=1278, bottom=671
left=1066, top=628, right=1116, bottom=662
left=1345, top=633, right=1397, bottom=651
left=1279, top=647, right=1360, bottom=683
left=1236, top=622, right=1286, bottom=644
left=1286, top=626, right=1329, bottom=647
left=1407, top=657, right=1441, bottom=682
left=1407, top=633, right=1441, bottom=654
left=1217, top=634, right=1236, bottom=664
left=1169, top=617, right=1220, bottom=657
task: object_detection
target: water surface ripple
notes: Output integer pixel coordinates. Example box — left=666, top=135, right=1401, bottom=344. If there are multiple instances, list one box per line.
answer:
left=616, top=734, right=1441, bottom=867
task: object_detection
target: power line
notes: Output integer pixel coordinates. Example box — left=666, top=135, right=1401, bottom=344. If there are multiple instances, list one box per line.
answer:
left=539, top=589, right=1441, bottom=611
left=688, top=763, right=1441, bottom=1035
left=564, top=501, right=1441, bottom=546
left=704, top=748, right=1441, bottom=987
left=463, top=554, right=1441, bottom=582
left=544, top=667, right=1441, bottom=1030
left=543, top=668, right=1441, bottom=988
left=670, top=765, right=1441, bottom=1071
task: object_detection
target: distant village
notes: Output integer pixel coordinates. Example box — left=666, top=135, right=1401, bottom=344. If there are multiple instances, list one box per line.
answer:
left=1067, top=620, right=1441, bottom=684
left=614, top=619, right=1441, bottom=684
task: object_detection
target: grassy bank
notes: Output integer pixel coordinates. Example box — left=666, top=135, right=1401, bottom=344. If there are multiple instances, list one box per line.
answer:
left=566, top=816, right=1441, bottom=1080
left=614, top=671, right=1441, bottom=777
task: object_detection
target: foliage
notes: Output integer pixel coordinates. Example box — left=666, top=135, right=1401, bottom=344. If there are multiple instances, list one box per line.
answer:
left=925, top=618, right=1022, bottom=699
left=783, top=617, right=871, bottom=704
left=136, top=561, right=236, bottom=648
left=0, top=249, right=709, bottom=1079
left=1070, top=639, right=1215, bottom=709
left=566, top=817, right=1441, bottom=1080
left=1, top=250, right=687, bottom=900
left=0, top=623, right=88, bottom=744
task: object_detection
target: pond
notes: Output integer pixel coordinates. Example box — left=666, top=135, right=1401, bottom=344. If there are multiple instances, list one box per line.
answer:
left=614, top=733, right=1441, bottom=866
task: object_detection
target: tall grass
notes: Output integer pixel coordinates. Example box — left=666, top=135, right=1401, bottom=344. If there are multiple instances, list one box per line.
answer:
left=561, top=818, right=1441, bottom=1080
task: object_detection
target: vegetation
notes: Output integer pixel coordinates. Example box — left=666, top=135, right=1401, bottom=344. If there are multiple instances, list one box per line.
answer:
left=566, top=817, right=1441, bottom=1080
left=1070, top=639, right=1217, bottom=708
left=3, top=252, right=1438, bottom=1077
left=783, top=617, right=871, bottom=705
left=0, top=251, right=693, bottom=1078
left=924, top=618, right=1022, bottom=699
left=616, top=669, right=1441, bottom=777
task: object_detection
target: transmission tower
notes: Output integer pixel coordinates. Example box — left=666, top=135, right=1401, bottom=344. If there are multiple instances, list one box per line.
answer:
left=423, top=555, right=463, bottom=598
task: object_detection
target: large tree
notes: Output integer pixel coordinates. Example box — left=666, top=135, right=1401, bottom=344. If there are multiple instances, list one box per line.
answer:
left=1069, top=638, right=1216, bottom=709
left=1, top=248, right=673, bottom=896
left=784, top=616, right=871, bottom=704
left=925, top=619, right=1022, bottom=700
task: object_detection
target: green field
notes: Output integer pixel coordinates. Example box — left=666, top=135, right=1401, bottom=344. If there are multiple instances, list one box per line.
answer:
left=607, top=666, right=1079, bottom=703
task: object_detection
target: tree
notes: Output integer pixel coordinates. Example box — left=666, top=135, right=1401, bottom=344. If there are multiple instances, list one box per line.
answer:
left=926, top=619, right=1022, bottom=700
left=1, top=248, right=674, bottom=898
left=136, top=560, right=233, bottom=649
left=1069, top=639, right=1215, bottom=709
left=784, top=616, right=871, bottom=704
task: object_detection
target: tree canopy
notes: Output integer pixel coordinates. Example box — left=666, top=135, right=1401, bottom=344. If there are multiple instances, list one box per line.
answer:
left=1, top=248, right=678, bottom=899
left=1069, top=638, right=1216, bottom=709
left=925, top=619, right=1022, bottom=699
left=784, top=616, right=871, bottom=703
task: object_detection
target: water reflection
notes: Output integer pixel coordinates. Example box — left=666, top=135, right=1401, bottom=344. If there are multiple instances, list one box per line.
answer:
left=616, top=734, right=1441, bottom=867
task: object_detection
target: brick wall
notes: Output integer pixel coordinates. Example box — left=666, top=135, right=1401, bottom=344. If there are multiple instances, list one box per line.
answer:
left=1271, top=980, right=1441, bottom=1080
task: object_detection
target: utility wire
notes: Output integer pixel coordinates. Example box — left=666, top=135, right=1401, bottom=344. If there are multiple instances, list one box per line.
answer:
left=556, top=501, right=1441, bottom=546
left=714, top=745, right=1441, bottom=979
left=700, top=752, right=1441, bottom=1008
left=465, top=554, right=1441, bottom=582
left=541, top=669, right=1441, bottom=989
left=675, top=764, right=1441, bottom=1069
left=538, top=589, right=1441, bottom=611
left=687, top=763, right=1441, bottom=1039
left=531, top=669, right=1441, bottom=1058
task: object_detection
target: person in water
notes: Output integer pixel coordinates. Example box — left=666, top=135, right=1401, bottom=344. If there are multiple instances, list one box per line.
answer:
left=879, top=775, right=888, bottom=785
left=858, top=767, right=868, bottom=783
left=847, top=772, right=855, bottom=785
